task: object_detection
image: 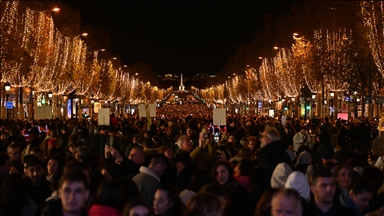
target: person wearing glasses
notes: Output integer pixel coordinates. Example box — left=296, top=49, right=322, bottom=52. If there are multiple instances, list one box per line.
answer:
left=258, top=126, right=291, bottom=184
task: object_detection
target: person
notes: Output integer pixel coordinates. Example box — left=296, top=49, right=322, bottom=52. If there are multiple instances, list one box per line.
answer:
left=270, top=188, right=302, bottom=216
left=233, top=158, right=254, bottom=191
left=212, top=160, right=247, bottom=193
left=88, top=179, right=124, bottom=216
left=132, top=154, right=168, bottom=210
left=293, top=127, right=309, bottom=152
left=46, top=155, right=65, bottom=183
left=309, top=169, right=356, bottom=216
left=24, top=155, right=51, bottom=213
left=0, top=173, right=38, bottom=216
left=186, top=192, right=223, bottom=216
left=173, top=135, right=193, bottom=155
left=339, top=178, right=374, bottom=216
left=270, top=162, right=293, bottom=189
left=0, top=154, right=10, bottom=187
left=42, top=169, right=90, bottom=216
left=153, top=185, right=184, bottom=216
left=258, top=126, right=291, bottom=182
left=333, top=164, right=353, bottom=198
left=7, top=143, right=21, bottom=162
left=122, top=197, right=151, bottom=216
left=254, top=188, right=279, bottom=216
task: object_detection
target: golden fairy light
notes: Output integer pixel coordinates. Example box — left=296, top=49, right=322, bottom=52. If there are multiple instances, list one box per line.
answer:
left=313, top=28, right=354, bottom=92
left=361, top=1, right=384, bottom=78
left=292, top=35, right=322, bottom=93
left=274, top=48, right=303, bottom=97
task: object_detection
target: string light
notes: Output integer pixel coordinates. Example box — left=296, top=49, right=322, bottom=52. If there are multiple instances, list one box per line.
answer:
left=361, top=1, right=384, bottom=78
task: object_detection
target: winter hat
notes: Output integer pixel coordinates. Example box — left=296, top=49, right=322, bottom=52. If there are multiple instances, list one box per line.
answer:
left=48, top=138, right=58, bottom=148
left=285, top=171, right=311, bottom=202
left=179, top=190, right=196, bottom=206
left=322, top=149, right=335, bottom=161
left=271, top=162, right=293, bottom=188
left=295, top=151, right=312, bottom=167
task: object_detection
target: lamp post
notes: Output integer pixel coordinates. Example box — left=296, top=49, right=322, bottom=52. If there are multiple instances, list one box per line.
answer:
left=5, top=82, right=11, bottom=120
left=312, top=94, right=316, bottom=118
left=74, top=96, right=79, bottom=119
left=90, top=95, right=94, bottom=119
left=330, top=91, right=335, bottom=117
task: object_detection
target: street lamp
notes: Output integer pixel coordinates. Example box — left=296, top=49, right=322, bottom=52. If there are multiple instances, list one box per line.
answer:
left=48, top=91, right=53, bottom=106
left=4, top=82, right=11, bottom=120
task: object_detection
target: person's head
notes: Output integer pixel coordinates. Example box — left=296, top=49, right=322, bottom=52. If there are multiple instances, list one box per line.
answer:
left=0, top=173, right=28, bottom=213
left=74, top=145, right=90, bottom=160
left=64, top=160, right=91, bottom=180
left=299, top=127, right=306, bottom=134
left=122, top=197, right=151, bottom=216
left=310, top=169, right=336, bottom=205
left=176, top=135, right=193, bottom=152
left=58, top=170, right=90, bottom=215
left=212, top=160, right=234, bottom=186
left=255, top=188, right=279, bottom=216
left=7, top=144, right=21, bottom=161
left=333, top=164, right=353, bottom=190
left=186, top=192, right=223, bottom=216
left=148, top=154, right=168, bottom=177
left=153, top=185, right=183, bottom=216
left=319, top=133, right=331, bottom=145
left=158, top=146, right=174, bottom=160
left=129, top=146, right=146, bottom=165
left=47, top=155, right=65, bottom=176
left=248, top=136, right=257, bottom=151
left=236, top=147, right=253, bottom=160
left=24, top=155, right=44, bottom=185
left=48, top=138, right=58, bottom=151
left=234, top=158, right=254, bottom=176
left=30, top=146, right=43, bottom=160
left=216, top=146, right=231, bottom=162
left=259, top=126, right=280, bottom=148
left=173, top=152, right=191, bottom=173
left=271, top=188, right=302, bottom=216
left=239, top=137, right=249, bottom=148
left=348, top=178, right=375, bottom=213
left=228, top=134, right=236, bottom=145
left=0, top=154, right=10, bottom=178
left=93, top=179, right=124, bottom=212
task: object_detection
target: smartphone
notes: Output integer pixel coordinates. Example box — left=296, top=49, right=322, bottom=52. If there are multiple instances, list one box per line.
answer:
left=214, top=133, right=219, bottom=142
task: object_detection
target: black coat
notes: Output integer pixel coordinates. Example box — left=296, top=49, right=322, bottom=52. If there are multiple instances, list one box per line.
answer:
left=258, top=140, right=291, bottom=181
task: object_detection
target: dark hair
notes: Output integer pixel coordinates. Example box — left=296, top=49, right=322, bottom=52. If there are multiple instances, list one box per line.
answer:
left=350, top=178, right=375, bottom=195
left=24, top=155, right=44, bottom=168
left=319, top=133, right=331, bottom=145
left=47, top=154, right=66, bottom=174
left=188, top=170, right=213, bottom=192
left=10, top=160, right=23, bottom=174
left=311, top=169, right=334, bottom=186
left=212, top=160, right=235, bottom=185
left=149, top=154, right=168, bottom=167
left=30, top=146, right=42, bottom=154
left=237, top=158, right=254, bottom=176
left=186, top=192, right=222, bottom=216
left=93, top=179, right=124, bottom=212
left=199, top=183, right=228, bottom=198
left=156, top=185, right=184, bottom=216
left=362, top=166, right=384, bottom=193
left=254, top=188, right=279, bottom=216
left=119, top=177, right=141, bottom=204
left=0, top=173, right=29, bottom=215
left=122, top=197, right=151, bottom=216
left=64, top=159, right=91, bottom=175
left=59, top=169, right=89, bottom=190
left=173, top=152, right=191, bottom=165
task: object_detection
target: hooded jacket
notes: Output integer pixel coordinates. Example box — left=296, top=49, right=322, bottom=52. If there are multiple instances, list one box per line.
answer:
left=271, top=162, right=292, bottom=188
left=339, top=190, right=367, bottom=216
left=285, top=171, right=310, bottom=202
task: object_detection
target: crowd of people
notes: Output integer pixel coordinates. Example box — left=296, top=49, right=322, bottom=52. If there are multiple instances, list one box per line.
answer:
left=0, top=103, right=383, bottom=216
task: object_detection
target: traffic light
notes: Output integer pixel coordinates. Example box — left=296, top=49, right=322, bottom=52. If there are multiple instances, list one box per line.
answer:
left=306, top=105, right=310, bottom=110
left=284, top=106, right=288, bottom=111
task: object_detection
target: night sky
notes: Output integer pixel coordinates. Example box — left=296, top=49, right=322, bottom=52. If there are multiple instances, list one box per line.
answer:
left=63, top=1, right=294, bottom=77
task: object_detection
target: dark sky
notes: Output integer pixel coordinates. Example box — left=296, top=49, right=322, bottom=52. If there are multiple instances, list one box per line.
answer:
left=63, top=1, right=294, bottom=77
